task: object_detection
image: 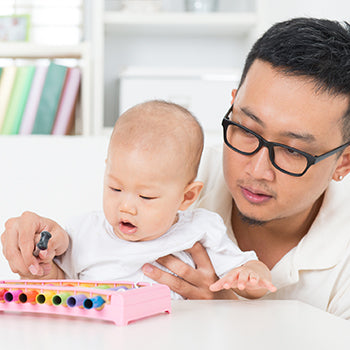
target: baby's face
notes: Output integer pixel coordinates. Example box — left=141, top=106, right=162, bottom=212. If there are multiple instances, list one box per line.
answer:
left=103, top=143, right=189, bottom=241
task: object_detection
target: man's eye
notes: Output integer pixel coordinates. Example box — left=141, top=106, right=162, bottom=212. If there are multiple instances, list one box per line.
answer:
left=282, top=148, right=304, bottom=159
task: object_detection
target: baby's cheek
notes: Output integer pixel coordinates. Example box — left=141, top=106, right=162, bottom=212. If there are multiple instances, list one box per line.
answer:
left=103, top=206, right=118, bottom=227
left=155, top=213, right=177, bottom=233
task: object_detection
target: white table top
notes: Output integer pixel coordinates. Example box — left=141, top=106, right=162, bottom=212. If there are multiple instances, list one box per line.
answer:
left=0, top=299, right=349, bottom=350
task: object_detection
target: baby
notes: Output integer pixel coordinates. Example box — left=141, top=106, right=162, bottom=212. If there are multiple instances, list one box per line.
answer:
left=51, top=100, right=275, bottom=299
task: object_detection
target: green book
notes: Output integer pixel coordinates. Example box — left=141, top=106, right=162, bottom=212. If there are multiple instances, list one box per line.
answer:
left=1, top=65, right=35, bottom=134
left=0, top=66, right=17, bottom=131
left=32, top=62, right=67, bottom=134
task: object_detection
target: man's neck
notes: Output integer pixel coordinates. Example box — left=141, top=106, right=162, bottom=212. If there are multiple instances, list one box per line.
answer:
left=232, top=195, right=324, bottom=270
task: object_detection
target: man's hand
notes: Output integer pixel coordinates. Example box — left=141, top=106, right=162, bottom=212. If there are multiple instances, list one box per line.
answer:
left=1, top=211, right=69, bottom=279
left=142, top=242, right=238, bottom=300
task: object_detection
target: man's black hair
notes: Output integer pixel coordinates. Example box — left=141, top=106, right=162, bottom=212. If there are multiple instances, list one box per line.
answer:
left=238, top=17, right=350, bottom=140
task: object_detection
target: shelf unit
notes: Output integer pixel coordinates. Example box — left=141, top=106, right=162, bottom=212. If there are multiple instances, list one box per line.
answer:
left=0, top=42, right=91, bottom=135
left=91, top=1, right=262, bottom=136
left=104, top=12, right=257, bottom=36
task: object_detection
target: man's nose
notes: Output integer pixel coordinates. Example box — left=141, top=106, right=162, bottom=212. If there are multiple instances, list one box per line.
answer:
left=245, top=146, right=275, bottom=181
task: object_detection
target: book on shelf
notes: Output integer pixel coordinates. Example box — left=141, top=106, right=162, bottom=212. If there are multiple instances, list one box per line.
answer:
left=19, top=65, right=48, bottom=135
left=1, top=65, right=35, bottom=134
left=32, top=62, right=68, bottom=135
left=0, top=66, right=17, bottom=131
left=0, top=62, right=80, bottom=135
left=51, top=67, right=81, bottom=135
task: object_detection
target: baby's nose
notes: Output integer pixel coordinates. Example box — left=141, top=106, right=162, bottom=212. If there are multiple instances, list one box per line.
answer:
left=119, top=196, right=137, bottom=215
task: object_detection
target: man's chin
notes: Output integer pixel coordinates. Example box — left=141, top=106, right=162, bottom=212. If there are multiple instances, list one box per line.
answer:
left=237, top=210, right=267, bottom=226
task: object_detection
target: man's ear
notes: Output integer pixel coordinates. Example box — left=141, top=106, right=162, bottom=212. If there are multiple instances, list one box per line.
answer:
left=179, top=181, right=204, bottom=211
left=231, top=89, right=237, bottom=105
left=332, top=146, right=350, bottom=181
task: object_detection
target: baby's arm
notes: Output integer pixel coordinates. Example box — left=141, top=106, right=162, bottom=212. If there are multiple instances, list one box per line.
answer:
left=209, top=260, right=276, bottom=299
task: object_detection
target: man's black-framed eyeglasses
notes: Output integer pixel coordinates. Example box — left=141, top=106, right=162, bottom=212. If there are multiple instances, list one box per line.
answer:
left=221, top=104, right=350, bottom=177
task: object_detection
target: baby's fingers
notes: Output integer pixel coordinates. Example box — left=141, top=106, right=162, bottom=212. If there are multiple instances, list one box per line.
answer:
left=209, top=273, right=238, bottom=292
left=237, top=269, right=251, bottom=290
left=258, top=278, right=277, bottom=292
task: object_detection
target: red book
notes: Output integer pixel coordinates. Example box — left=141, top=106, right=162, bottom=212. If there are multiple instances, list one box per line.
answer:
left=51, top=67, right=81, bottom=135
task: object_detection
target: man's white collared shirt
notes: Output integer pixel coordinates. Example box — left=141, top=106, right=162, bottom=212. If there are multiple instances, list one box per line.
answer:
left=195, top=145, right=350, bottom=319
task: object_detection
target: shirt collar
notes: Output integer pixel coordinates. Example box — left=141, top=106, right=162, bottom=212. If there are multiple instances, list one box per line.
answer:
left=292, top=176, right=350, bottom=270
left=217, top=172, right=350, bottom=274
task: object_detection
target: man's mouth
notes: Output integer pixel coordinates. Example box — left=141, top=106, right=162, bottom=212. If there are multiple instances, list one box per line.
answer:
left=240, top=186, right=273, bottom=204
left=119, top=220, right=137, bottom=234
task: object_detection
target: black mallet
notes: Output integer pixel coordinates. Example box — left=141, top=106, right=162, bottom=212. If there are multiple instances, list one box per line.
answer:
left=33, top=231, right=52, bottom=257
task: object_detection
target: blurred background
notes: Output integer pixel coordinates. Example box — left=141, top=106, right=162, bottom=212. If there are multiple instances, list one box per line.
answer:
left=0, top=0, right=349, bottom=144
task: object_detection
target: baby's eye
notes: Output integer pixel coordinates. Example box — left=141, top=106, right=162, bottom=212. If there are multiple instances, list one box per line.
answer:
left=110, top=187, right=121, bottom=192
left=139, top=195, right=156, bottom=200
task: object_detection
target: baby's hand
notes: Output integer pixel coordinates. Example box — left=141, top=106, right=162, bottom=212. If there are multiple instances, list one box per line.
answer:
left=209, top=261, right=276, bottom=298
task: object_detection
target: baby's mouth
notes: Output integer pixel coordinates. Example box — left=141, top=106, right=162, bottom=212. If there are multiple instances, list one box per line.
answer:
left=119, top=220, right=137, bottom=235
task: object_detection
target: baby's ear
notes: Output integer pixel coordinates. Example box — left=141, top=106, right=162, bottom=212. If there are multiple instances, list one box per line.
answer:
left=179, top=181, right=204, bottom=211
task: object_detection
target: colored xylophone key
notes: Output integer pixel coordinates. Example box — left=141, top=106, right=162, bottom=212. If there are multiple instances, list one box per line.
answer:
left=83, top=296, right=106, bottom=310
left=52, top=292, right=71, bottom=306
left=4, top=289, right=23, bottom=302
left=66, top=294, right=87, bottom=308
left=0, top=288, right=8, bottom=301
left=36, top=291, right=56, bottom=305
left=18, top=290, right=38, bottom=304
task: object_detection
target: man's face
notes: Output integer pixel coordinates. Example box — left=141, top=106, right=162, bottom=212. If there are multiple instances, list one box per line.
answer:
left=223, top=60, right=349, bottom=225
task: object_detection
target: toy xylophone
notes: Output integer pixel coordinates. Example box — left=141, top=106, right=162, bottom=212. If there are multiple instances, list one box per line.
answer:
left=0, top=279, right=171, bottom=326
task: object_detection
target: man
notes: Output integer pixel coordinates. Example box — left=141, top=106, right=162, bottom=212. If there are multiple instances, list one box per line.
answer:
left=2, top=18, right=350, bottom=319
left=141, top=18, right=350, bottom=319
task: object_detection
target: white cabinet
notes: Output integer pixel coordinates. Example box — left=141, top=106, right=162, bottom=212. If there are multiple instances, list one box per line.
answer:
left=118, top=66, right=240, bottom=139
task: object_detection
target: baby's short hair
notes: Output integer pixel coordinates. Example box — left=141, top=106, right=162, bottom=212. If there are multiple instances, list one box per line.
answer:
left=111, top=100, right=204, bottom=182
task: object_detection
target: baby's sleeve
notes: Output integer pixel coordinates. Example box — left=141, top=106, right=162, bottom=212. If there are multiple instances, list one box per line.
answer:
left=53, top=216, right=81, bottom=279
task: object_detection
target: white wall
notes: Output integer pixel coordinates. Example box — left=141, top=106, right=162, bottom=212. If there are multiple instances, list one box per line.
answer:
left=258, top=0, right=350, bottom=33
left=0, top=136, right=109, bottom=278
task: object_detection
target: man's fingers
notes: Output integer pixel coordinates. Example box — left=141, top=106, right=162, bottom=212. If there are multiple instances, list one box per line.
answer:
left=185, top=242, right=212, bottom=269
left=142, top=263, right=193, bottom=297
left=156, top=250, right=215, bottom=288
left=156, top=254, right=195, bottom=280
left=142, top=243, right=240, bottom=300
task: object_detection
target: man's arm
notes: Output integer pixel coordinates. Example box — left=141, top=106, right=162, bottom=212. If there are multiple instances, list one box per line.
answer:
left=142, top=242, right=238, bottom=299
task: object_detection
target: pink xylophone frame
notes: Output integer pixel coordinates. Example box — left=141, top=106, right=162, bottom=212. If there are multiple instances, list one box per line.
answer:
left=0, top=279, right=171, bottom=326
